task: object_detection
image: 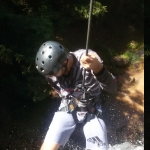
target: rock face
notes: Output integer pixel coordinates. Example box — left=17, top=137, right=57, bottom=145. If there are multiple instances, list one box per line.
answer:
left=111, top=56, right=130, bottom=66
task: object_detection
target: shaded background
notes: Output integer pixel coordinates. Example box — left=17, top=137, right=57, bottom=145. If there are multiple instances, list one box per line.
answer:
left=0, top=0, right=146, bottom=149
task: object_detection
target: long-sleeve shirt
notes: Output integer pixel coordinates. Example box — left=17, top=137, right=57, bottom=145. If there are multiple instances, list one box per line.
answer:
left=45, top=49, right=117, bottom=101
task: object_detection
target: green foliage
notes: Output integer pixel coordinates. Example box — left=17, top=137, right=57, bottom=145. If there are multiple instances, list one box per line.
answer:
left=75, top=1, right=107, bottom=19
left=0, top=3, right=55, bottom=102
left=1, top=15, right=53, bottom=51
left=122, top=41, right=143, bottom=63
left=0, top=45, right=50, bottom=102
left=145, top=45, right=150, bottom=57
left=108, top=49, right=117, bottom=57
left=27, top=75, right=50, bottom=102
left=120, top=50, right=139, bottom=63
left=93, top=1, right=107, bottom=16
left=127, top=40, right=138, bottom=50
left=0, top=0, right=144, bottom=104
left=108, top=48, right=139, bottom=64
left=145, top=50, right=150, bottom=57
left=14, top=53, right=24, bottom=64
left=0, top=45, right=13, bottom=64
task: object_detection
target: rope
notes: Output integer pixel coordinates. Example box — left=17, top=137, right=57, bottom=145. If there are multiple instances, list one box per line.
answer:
left=82, top=0, right=94, bottom=94
left=86, top=0, right=94, bottom=55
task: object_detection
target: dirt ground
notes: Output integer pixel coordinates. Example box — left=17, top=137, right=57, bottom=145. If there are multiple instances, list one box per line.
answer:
left=102, top=54, right=144, bottom=146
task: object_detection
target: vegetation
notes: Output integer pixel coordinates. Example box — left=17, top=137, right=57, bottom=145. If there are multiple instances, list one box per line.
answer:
left=0, top=0, right=144, bottom=104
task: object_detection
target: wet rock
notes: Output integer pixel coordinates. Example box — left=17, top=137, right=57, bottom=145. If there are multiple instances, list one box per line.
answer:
left=111, top=56, right=130, bottom=66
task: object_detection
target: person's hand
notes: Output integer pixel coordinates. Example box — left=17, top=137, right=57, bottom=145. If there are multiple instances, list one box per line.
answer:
left=80, top=54, right=103, bottom=74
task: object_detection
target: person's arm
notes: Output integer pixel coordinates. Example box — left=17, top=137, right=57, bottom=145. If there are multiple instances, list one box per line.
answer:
left=80, top=50, right=117, bottom=94
left=94, top=66, right=117, bottom=94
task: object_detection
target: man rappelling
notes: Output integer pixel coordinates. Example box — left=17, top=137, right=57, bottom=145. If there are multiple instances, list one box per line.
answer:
left=35, top=41, right=117, bottom=150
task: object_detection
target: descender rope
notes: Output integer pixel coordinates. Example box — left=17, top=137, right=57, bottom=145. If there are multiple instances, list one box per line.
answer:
left=81, top=0, right=94, bottom=100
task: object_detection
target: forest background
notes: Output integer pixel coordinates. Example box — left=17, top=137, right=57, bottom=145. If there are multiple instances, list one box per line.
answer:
left=0, top=0, right=148, bottom=149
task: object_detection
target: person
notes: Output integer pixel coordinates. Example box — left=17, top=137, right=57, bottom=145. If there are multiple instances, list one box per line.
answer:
left=35, top=41, right=117, bottom=150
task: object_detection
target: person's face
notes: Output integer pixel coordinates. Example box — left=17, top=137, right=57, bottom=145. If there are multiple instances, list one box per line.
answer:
left=50, top=60, right=68, bottom=77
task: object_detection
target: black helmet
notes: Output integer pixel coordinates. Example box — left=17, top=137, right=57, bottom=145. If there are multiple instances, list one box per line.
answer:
left=35, top=41, right=69, bottom=75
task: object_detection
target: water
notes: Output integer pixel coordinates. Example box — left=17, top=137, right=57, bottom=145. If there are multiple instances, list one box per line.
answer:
left=0, top=97, right=144, bottom=150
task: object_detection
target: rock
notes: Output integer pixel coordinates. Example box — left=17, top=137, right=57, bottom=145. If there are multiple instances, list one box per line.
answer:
left=111, top=56, right=130, bottom=66
left=129, top=76, right=135, bottom=83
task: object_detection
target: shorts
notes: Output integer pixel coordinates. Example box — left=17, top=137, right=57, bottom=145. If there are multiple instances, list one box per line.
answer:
left=44, top=111, right=108, bottom=150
